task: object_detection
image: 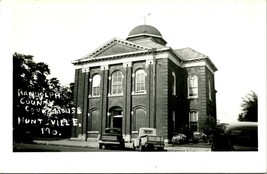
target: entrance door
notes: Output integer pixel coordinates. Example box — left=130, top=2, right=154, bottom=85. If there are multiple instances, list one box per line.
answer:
left=110, top=107, right=122, bottom=129
left=113, top=116, right=122, bottom=129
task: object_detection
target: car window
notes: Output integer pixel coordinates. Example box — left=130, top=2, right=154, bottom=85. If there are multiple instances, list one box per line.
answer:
left=131, top=133, right=138, bottom=138
left=105, top=129, right=120, bottom=134
left=143, top=130, right=153, bottom=134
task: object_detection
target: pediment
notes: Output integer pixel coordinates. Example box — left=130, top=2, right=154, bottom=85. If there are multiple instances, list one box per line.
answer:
left=80, top=38, right=150, bottom=60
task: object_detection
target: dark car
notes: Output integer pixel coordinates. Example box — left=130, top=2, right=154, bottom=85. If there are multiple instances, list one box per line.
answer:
left=98, top=128, right=125, bottom=149
left=211, top=122, right=258, bottom=151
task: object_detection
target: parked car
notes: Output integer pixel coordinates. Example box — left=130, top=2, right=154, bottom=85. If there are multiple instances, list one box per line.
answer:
left=98, top=128, right=125, bottom=149
left=132, top=127, right=164, bottom=151
left=211, top=122, right=258, bottom=151
left=171, top=133, right=187, bottom=144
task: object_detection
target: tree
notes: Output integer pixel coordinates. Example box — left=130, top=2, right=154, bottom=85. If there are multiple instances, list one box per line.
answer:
left=13, top=53, right=51, bottom=118
left=238, top=91, right=258, bottom=122
left=13, top=52, right=50, bottom=91
left=13, top=52, right=75, bottom=138
left=199, top=115, right=217, bottom=143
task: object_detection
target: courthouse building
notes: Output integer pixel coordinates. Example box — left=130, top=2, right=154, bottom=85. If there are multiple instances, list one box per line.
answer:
left=71, top=25, right=218, bottom=142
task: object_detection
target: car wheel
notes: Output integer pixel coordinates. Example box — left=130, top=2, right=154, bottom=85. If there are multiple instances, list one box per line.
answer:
left=99, top=144, right=102, bottom=149
left=138, top=142, right=143, bottom=151
left=140, top=142, right=145, bottom=151
left=140, top=145, right=145, bottom=151
left=132, top=143, right=136, bottom=151
left=105, top=145, right=109, bottom=149
left=119, top=143, right=125, bottom=150
left=158, top=147, right=164, bottom=151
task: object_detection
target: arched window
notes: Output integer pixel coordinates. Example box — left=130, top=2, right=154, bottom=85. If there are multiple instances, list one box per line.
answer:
left=189, top=110, right=198, bottom=132
left=172, top=72, right=176, bottom=95
left=91, top=110, right=100, bottom=132
left=135, top=69, right=145, bottom=93
left=172, top=110, right=176, bottom=133
left=133, top=108, right=147, bottom=131
left=111, top=71, right=123, bottom=95
left=108, top=107, right=123, bottom=129
left=92, top=74, right=100, bottom=96
left=188, top=75, right=198, bottom=98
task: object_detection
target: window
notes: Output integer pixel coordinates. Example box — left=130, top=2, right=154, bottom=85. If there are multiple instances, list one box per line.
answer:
left=108, top=107, right=123, bottom=129
left=208, top=79, right=212, bottom=101
left=188, top=75, right=198, bottom=98
left=132, top=108, right=147, bottom=131
left=189, top=111, right=198, bottom=132
left=135, top=69, right=145, bottom=93
left=111, top=71, right=123, bottom=95
left=172, top=110, right=176, bottom=133
left=172, top=72, right=176, bottom=95
left=92, top=74, right=100, bottom=96
left=91, top=110, right=100, bottom=132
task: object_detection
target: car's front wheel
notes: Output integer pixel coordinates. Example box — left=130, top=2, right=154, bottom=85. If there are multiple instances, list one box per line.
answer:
left=99, top=144, right=103, bottom=149
left=132, top=143, right=136, bottom=151
left=138, top=141, right=144, bottom=151
left=158, top=147, right=164, bottom=151
left=119, top=142, right=125, bottom=150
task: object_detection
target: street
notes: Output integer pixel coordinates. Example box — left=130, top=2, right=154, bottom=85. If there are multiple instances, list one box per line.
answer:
left=13, top=143, right=135, bottom=152
left=13, top=142, right=210, bottom=152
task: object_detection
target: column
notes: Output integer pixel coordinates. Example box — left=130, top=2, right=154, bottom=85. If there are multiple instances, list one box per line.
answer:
left=100, top=65, right=109, bottom=133
left=123, top=62, right=132, bottom=140
left=71, top=69, right=79, bottom=138
left=145, top=59, right=153, bottom=127
left=82, top=67, right=90, bottom=140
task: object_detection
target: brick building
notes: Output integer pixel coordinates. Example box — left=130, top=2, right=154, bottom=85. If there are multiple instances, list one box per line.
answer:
left=71, top=25, right=218, bottom=142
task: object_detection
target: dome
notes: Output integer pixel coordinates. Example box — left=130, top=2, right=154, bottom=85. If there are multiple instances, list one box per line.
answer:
left=128, top=25, right=162, bottom=37
left=126, top=25, right=167, bottom=46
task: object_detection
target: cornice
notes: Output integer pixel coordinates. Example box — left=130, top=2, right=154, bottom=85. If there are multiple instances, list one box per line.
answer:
left=72, top=47, right=171, bottom=65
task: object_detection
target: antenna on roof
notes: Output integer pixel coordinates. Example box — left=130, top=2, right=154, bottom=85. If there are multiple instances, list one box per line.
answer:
left=144, top=13, right=150, bottom=25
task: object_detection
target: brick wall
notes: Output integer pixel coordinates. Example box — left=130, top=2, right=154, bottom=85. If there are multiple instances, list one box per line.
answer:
left=155, top=58, right=169, bottom=138
left=72, top=57, right=217, bottom=140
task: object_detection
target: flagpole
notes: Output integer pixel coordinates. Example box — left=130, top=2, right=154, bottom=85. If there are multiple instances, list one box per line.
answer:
left=144, top=13, right=150, bottom=25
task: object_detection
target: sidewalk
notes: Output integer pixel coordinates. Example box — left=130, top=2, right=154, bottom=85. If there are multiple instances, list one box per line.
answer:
left=34, top=138, right=211, bottom=152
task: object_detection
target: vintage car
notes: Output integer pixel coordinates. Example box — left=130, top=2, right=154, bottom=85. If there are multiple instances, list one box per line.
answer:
left=211, top=122, right=258, bottom=151
left=98, top=128, right=125, bottom=149
left=132, top=127, right=164, bottom=151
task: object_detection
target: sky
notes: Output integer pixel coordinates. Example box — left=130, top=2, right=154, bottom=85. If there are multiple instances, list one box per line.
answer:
left=8, top=0, right=266, bottom=124
left=1, top=0, right=266, bottom=173
left=3, top=0, right=266, bottom=123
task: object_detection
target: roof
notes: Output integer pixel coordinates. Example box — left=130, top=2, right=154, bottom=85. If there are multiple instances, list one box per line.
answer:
left=71, top=30, right=217, bottom=73
left=174, top=47, right=208, bottom=60
left=226, top=122, right=258, bottom=130
left=175, top=47, right=218, bottom=72
left=126, top=25, right=167, bottom=45
left=216, top=122, right=258, bottom=134
left=72, top=37, right=150, bottom=63
left=128, top=25, right=162, bottom=37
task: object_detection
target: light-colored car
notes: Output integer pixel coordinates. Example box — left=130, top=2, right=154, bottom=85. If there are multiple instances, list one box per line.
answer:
left=132, top=127, right=164, bottom=151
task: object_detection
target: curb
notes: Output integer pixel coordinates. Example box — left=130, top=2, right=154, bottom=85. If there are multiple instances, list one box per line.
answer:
left=33, top=140, right=211, bottom=152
